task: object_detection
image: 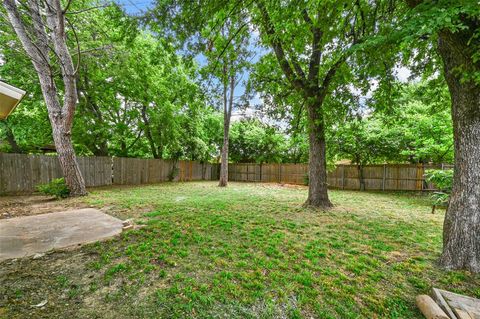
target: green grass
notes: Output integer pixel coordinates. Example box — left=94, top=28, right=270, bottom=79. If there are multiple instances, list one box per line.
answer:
left=1, top=182, right=478, bottom=319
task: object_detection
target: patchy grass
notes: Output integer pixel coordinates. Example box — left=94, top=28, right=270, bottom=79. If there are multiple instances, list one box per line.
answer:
left=0, top=182, right=478, bottom=318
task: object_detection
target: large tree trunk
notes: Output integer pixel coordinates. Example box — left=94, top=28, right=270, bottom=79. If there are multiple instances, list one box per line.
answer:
left=37, top=69, right=87, bottom=196
left=51, top=121, right=87, bottom=196
left=437, top=29, right=480, bottom=273
left=218, top=75, right=235, bottom=187
left=218, top=127, right=230, bottom=187
left=4, top=0, right=87, bottom=196
left=304, top=101, right=332, bottom=208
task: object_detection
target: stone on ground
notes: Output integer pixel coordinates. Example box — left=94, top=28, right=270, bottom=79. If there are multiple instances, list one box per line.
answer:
left=0, top=208, right=123, bottom=261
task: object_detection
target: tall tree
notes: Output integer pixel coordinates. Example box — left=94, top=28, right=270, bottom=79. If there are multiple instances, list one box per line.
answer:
left=252, top=0, right=386, bottom=207
left=2, top=0, right=87, bottom=195
left=403, top=0, right=480, bottom=272
left=149, top=1, right=253, bottom=185
left=211, top=20, right=251, bottom=187
left=186, top=7, right=254, bottom=187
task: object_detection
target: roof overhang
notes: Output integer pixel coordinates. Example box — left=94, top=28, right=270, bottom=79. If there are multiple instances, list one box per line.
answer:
left=0, top=81, right=26, bottom=120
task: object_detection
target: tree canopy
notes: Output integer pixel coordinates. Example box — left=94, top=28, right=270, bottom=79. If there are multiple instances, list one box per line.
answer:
left=0, top=0, right=458, bottom=166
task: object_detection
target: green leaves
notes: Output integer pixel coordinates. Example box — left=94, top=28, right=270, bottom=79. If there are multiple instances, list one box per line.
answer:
left=328, top=79, right=453, bottom=165
left=425, top=169, right=453, bottom=193
left=229, top=119, right=287, bottom=163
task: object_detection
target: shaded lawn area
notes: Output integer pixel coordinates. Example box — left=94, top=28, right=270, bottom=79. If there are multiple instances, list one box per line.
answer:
left=1, top=182, right=479, bottom=319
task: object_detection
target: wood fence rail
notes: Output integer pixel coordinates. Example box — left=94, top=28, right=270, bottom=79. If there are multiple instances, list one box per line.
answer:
left=0, top=153, right=218, bottom=194
left=0, top=152, right=452, bottom=194
left=228, top=163, right=453, bottom=191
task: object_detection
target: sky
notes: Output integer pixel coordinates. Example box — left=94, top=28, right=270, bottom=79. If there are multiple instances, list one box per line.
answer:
left=114, top=0, right=153, bottom=14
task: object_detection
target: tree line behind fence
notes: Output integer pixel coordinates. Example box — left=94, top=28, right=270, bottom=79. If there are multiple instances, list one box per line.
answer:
left=0, top=153, right=452, bottom=194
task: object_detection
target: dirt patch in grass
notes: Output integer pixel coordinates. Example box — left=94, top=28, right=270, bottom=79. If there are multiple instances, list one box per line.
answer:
left=0, top=195, right=89, bottom=220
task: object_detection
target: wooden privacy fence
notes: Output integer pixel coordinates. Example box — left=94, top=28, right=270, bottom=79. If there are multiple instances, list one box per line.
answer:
left=0, top=153, right=218, bottom=194
left=112, top=157, right=218, bottom=185
left=228, top=163, right=453, bottom=191
left=0, top=152, right=452, bottom=194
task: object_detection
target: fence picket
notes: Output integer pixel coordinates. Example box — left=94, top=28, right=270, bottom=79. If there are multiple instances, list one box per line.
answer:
left=0, top=153, right=451, bottom=194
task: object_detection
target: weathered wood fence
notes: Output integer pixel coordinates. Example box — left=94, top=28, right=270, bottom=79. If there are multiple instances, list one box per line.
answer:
left=0, top=153, right=218, bottom=194
left=0, top=152, right=452, bottom=194
left=228, top=163, right=453, bottom=191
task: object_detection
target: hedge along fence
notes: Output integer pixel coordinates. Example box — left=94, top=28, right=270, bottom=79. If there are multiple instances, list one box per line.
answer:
left=227, top=163, right=454, bottom=191
left=0, top=153, right=218, bottom=194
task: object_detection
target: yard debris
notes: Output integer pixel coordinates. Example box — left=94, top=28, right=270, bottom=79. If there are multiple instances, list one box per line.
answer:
left=417, top=289, right=480, bottom=319
left=122, top=218, right=134, bottom=230
left=31, top=299, right=48, bottom=308
left=416, top=295, right=449, bottom=319
left=33, top=253, right=45, bottom=259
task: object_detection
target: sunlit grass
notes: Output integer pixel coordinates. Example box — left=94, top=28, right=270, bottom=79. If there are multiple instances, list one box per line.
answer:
left=1, top=182, right=478, bottom=319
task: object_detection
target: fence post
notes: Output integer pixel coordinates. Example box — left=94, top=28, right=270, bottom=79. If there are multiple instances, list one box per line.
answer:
left=396, top=165, right=400, bottom=190
left=359, top=165, right=364, bottom=191
left=422, top=163, right=425, bottom=190
left=259, top=163, right=262, bottom=182
left=382, top=164, right=386, bottom=191
left=415, top=164, right=424, bottom=191
left=342, top=165, right=346, bottom=190
left=278, top=163, right=281, bottom=183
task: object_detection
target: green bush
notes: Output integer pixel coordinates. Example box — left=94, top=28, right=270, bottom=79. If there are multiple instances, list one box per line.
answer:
left=36, top=178, right=70, bottom=199
left=425, top=169, right=453, bottom=206
left=303, top=173, right=309, bottom=186
left=425, top=169, right=453, bottom=192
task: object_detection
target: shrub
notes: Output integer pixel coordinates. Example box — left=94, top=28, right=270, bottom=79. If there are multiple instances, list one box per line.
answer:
left=425, top=169, right=453, bottom=206
left=36, top=178, right=70, bottom=199
left=425, top=169, right=453, bottom=192
left=303, top=173, right=309, bottom=186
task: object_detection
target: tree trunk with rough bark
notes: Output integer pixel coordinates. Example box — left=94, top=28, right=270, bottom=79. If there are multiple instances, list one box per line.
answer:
left=437, top=29, right=480, bottom=273
left=218, top=125, right=230, bottom=187
left=51, top=121, right=87, bottom=196
left=218, top=75, right=235, bottom=187
left=256, top=1, right=352, bottom=208
left=404, top=0, right=480, bottom=274
left=304, top=100, right=332, bottom=208
left=38, top=75, right=87, bottom=196
left=3, top=0, right=87, bottom=196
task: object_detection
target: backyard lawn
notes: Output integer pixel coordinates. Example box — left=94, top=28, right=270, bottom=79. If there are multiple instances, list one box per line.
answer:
left=1, top=181, right=478, bottom=319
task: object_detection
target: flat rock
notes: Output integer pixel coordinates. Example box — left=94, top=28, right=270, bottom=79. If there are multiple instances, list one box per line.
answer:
left=0, top=208, right=123, bottom=261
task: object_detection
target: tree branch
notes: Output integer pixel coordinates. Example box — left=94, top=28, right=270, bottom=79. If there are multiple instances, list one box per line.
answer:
left=257, top=1, right=304, bottom=90
left=44, top=0, right=78, bottom=128
left=3, top=0, right=46, bottom=71
left=319, top=57, right=346, bottom=99
left=307, top=10, right=323, bottom=83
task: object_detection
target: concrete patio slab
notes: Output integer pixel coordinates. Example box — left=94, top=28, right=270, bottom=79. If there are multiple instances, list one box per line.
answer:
left=0, top=208, right=123, bottom=261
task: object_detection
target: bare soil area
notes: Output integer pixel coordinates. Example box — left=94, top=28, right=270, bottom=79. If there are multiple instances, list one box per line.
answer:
left=0, top=195, right=88, bottom=220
